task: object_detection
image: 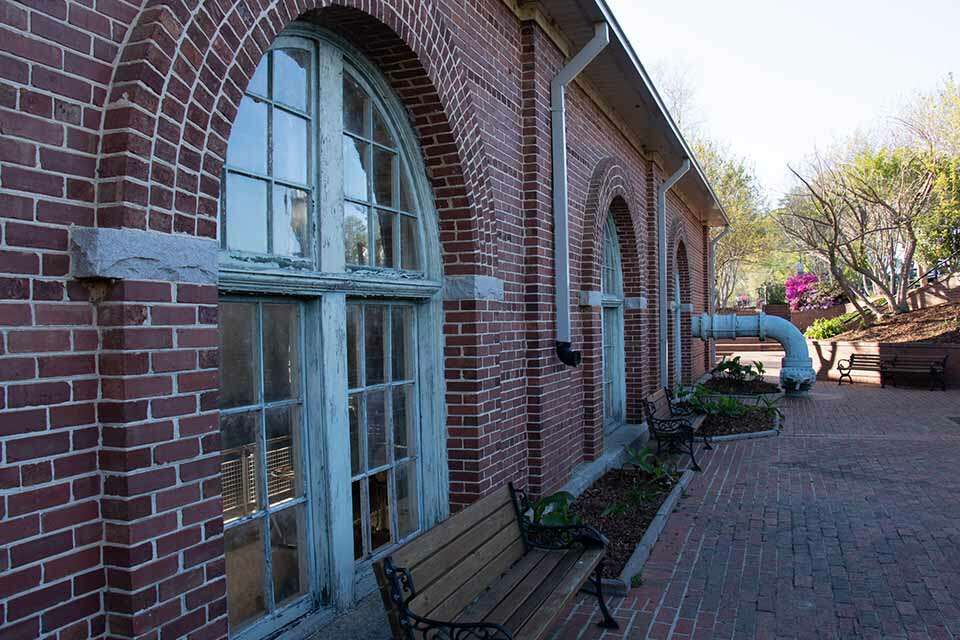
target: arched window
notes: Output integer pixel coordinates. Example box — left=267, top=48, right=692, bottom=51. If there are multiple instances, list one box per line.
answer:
left=673, top=268, right=683, bottom=386
left=217, top=27, right=444, bottom=638
left=601, top=215, right=626, bottom=429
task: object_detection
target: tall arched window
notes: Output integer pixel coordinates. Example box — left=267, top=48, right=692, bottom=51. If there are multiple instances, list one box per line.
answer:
left=601, top=215, right=626, bottom=430
left=217, top=27, right=445, bottom=639
left=673, top=268, right=683, bottom=386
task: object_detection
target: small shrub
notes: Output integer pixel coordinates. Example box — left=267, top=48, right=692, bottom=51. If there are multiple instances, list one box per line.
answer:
left=758, top=281, right=786, bottom=305
left=530, top=491, right=581, bottom=526
left=804, top=311, right=861, bottom=340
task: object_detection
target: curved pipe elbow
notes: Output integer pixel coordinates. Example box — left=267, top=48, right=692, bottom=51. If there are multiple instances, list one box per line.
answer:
left=556, top=341, right=582, bottom=368
left=691, top=312, right=816, bottom=394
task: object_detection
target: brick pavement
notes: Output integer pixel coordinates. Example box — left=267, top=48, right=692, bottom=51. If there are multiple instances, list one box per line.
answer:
left=556, top=382, right=960, bottom=639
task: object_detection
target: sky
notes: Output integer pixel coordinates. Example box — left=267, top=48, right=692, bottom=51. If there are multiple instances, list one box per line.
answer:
left=607, top=0, right=960, bottom=202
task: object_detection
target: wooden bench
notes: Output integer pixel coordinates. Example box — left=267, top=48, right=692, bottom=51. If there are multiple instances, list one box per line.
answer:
left=374, top=483, right=619, bottom=639
left=881, top=354, right=948, bottom=390
left=837, top=353, right=886, bottom=386
left=642, top=388, right=709, bottom=472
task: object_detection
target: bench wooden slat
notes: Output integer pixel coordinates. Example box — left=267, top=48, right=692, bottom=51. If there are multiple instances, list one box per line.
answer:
left=484, top=551, right=570, bottom=627
left=409, top=516, right=523, bottom=618
left=515, top=548, right=604, bottom=640
left=503, top=549, right=584, bottom=633
left=391, top=485, right=513, bottom=570
left=451, top=548, right=549, bottom=624
left=404, top=499, right=518, bottom=595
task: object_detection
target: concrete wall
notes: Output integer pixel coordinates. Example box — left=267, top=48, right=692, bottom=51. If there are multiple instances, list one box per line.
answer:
left=807, top=340, right=960, bottom=387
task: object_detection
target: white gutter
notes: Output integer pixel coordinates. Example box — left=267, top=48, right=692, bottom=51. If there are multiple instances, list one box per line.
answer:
left=552, top=22, right=610, bottom=367
left=691, top=312, right=817, bottom=394
left=657, top=159, right=690, bottom=387
left=707, top=224, right=731, bottom=366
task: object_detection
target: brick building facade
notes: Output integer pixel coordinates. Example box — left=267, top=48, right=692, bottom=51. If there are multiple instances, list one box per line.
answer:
left=0, top=0, right=725, bottom=638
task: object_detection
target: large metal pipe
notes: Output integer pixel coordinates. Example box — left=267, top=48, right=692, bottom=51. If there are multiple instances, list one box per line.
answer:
left=690, top=312, right=817, bottom=393
left=551, top=22, right=610, bottom=367
left=657, top=159, right=690, bottom=386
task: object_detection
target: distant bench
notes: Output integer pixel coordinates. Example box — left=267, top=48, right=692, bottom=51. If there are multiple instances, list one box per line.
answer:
left=643, top=388, right=709, bottom=471
left=837, top=353, right=947, bottom=390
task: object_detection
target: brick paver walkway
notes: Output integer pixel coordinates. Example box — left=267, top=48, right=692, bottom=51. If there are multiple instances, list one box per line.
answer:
left=557, top=383, right=960, bottom=639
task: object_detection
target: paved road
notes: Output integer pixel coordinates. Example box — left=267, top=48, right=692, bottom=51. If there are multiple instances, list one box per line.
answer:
left=557, top=381, right=960, bottom=639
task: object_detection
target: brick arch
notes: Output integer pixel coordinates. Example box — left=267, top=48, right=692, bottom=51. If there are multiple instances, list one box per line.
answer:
left=670, top=235, right=693, bottom=384
left=97, top=0, right=496, bottom=274
left=578, top=158, right=646, bottom=459
left=579, top=158, right=643, bottom=295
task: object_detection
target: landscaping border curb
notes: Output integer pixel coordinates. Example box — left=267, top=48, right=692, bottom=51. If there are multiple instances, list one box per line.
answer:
left=701, top=428, right=779, bottom=442
left=597, top=468, right=696, bottom=597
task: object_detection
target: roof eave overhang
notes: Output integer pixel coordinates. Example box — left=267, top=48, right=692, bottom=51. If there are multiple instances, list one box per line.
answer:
left=535, top=0, right=729, bottom=227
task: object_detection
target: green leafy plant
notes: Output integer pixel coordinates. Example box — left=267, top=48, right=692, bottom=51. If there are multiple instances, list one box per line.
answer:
left=530, top=491, right=581, bottom=526
left=711, top=355, right=762, bottom=383
left=624, top=446, right=678, bottom=486
left=756, top=395, right=784, bottom=423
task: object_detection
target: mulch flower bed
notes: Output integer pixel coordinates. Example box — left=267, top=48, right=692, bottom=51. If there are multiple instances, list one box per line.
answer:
left=702, top=376, right=780, bottom=395
left=700, top=407, right=777, bottom=436
left=570, top=467, right=677, bottom=578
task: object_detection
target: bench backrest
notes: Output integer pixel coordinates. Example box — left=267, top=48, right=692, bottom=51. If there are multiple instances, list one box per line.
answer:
left=374, top=485, right=525, bottom=634
left=849, top=353, right=883, bottom=369
left=643, top=389, right=670, bottom=422
left=889, top=355, right=948, bottom=368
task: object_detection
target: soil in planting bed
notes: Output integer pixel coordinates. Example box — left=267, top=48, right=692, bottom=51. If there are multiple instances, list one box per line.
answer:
left=835, top=301, right=960, bottom=344
left=700, top=407, right=777, bottom=437
left=702, top=376, right=780, bottom=395
left=571, top=467, right=677, bottom=578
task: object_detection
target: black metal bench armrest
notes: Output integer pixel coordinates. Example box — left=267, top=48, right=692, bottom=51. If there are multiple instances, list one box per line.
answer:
left=837, top=358, right=851, bottom=371
left=382, top=557, right=514, bottom=640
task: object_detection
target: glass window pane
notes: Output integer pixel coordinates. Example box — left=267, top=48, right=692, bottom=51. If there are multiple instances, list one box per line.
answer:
left=226, top=96, right=268, bottom=175
left=372, top=148, right=394, bottom=207
left=392, top=306, right=413, bottom=381
left=372, top=106, right=394, bottom=147
left=225, top=520, right=266, bottom=632
left=399, top=215, right=420, bottom=272
left=270, top=505, right=308, bottom=606
left=344, top=202, right=369, bottom=266
left=369, top=470, right=391, bottom=553
left=219, top=302, right=260, bottom=409
left=352, top=480, right=363, bottom=560
left=273, top=110, right=308, bottom=184
left=247, top=55, right=268, bottom=98
left=265, top=405, right=301, bottom=505
left=343, top=74, right=368, bottom=136
left=366, top=389, right=386, bottom=470
left=225, top=173, right=268, bottom=253
left=398, top=165, right=415, bottom=213
left=343, top=136, right=369, bottom=201
left=273, top=48, right=309, bottom=112
left=262, top=303, right=300, bottom=402
left=346, top=304, right=361, bottom=388
left=392, top=385, right=414, bottom=460
left=349, top=394, right=362, bottom=476
left=364, top=306, right=385, bottom=385
left=374, top=210, right=395, bottom=268
left=220, top=411, right=261, bottom=521
left=396, top=462, right=419, bottom=539
left=272, top=186, right=309, bottom=257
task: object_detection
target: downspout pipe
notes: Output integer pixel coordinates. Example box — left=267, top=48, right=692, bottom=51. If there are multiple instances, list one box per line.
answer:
left=707, top=224, right=731, bottom=366
left=552, top=22, right=610, bottom=367
left=657, top=159, right=691, bottom=387
left=691, top=312, right=817, bottom=394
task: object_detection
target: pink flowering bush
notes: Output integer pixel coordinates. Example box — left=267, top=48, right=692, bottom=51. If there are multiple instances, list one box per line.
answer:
left=785, top=273, right=842, bottom=310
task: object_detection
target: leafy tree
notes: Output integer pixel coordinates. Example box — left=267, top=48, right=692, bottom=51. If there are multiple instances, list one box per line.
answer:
left=694, top=140, right=771, bottom=309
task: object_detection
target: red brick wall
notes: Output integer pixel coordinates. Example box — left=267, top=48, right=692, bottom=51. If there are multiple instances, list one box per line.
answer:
left=0, top=0, right=715, bottom=637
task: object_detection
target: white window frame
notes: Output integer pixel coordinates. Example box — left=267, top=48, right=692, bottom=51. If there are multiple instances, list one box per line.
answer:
left=600, top=215, right=626, bottom=430
left=217, top=26, right=448, bottom=640
left=673, top=268, right=683, bottom=387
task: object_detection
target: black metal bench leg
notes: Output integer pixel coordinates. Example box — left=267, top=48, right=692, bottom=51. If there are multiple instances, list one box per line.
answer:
left=688, top=435, right=702, bottom=472
left=703, top=434, right=714, bottom=451
left=592, top=561, right=619, bottom=630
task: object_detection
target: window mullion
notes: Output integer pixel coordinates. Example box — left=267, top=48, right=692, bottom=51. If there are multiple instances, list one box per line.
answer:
left=255, top=303, right=278, bottom=612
